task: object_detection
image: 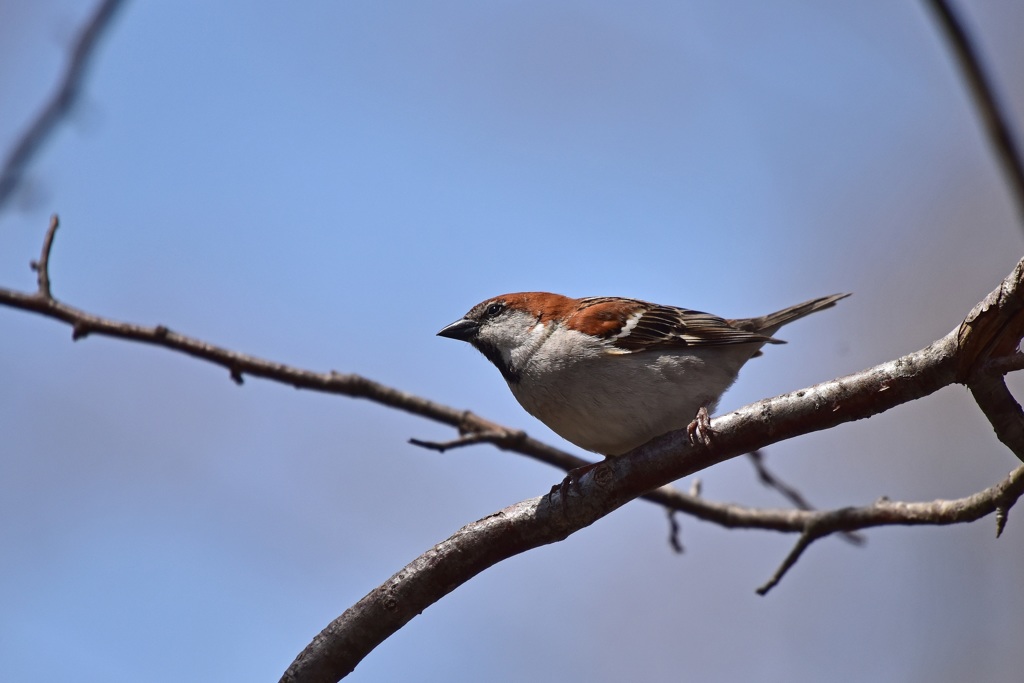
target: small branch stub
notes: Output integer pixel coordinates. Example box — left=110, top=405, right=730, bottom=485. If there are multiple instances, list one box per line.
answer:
left=31, top=214, right=59, bottom=299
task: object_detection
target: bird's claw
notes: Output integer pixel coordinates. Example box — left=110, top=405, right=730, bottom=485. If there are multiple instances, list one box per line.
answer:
left=686, top=405, right=714, bottom=447
left=547, top=460, right=601, bottom=504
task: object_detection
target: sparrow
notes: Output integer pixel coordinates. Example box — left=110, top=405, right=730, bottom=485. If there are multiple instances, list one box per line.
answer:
left=438, top=292, right=849, bottom=457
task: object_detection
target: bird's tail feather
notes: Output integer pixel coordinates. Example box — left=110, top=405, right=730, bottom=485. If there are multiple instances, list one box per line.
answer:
left=729, top=293, right=851, bottom=339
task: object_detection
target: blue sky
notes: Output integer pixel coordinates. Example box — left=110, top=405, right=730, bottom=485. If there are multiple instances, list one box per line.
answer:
left=1, top=2, right=1023, bottom=681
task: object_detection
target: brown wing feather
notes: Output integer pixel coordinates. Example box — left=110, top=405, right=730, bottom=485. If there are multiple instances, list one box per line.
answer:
left=616, top=306, right=778, bottom=351
left=575, top=297, right=779, bottom=353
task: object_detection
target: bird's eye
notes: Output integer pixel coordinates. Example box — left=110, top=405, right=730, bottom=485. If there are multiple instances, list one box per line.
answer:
left=484, top=302, right=504, bottom=317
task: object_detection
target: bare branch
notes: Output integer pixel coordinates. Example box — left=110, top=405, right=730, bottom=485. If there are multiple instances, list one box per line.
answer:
left=0, top=4, right=1018, bottom=681
left=3, top=216, right=1024, bottom=681
left=756, top=528, right=818, bottom=596
left=970, top=373, right=1024, bottom=464
left=6, top=214, right=1024, bottom=518
left=409, top=431, right=513, bottom=453
left=984, top=351, right=1024, bottom=375
left=283, top=429, right=1024, bottom=682
left=925, top=0, right=1024, bottom=226
left=747, top=450, right=864, bottom=545
left=0, top=215, right=903, bottom=539
left=757, top=465, right=1024, bottom=594
left=747, top=450, right=810, bottom=508
left=0, top=0, right=128, bottom=213
left=28, top=214, right=59, bottom=298
left=279, top=255, right=1024, bottom=681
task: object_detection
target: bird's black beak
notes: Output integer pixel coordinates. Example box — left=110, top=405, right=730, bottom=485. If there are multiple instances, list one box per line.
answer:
left=437, top=318, right=479, bottom=341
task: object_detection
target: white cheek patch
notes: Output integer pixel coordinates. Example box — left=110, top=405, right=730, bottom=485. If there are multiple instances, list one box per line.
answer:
left=493, top=318, right=547, bottom=367
left=512, top=321, right=549, bottom=361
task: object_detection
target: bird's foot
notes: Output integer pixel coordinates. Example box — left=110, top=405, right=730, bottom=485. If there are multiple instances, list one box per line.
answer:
left=548, top=460, right=602, bottom=504
left=686, top=405, right=714, bottom=447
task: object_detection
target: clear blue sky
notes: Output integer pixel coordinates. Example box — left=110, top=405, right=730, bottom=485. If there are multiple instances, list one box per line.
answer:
left=1, top=1, right=1023, bottom=681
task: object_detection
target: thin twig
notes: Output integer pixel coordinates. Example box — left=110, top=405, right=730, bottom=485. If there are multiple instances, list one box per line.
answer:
left=409, top=432, right=511, bottom=453
left=756, top=529, right=817, bottom=596
left=28, top=214, right=59, bottom=298
left=747, top=450, right=865, bottom=545
left=0, top=0, right=128, bottom=212
left=756, top=465, right=1024, bottom=595
left=747, top=450, right=816, bottom=509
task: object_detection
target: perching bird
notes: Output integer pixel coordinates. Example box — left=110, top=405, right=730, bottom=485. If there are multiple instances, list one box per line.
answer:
left=439, top=292, right=848, bottom=456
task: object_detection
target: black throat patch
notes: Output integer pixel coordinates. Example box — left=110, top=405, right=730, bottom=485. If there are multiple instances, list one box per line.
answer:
left=474, top=341, right=521, bottom=384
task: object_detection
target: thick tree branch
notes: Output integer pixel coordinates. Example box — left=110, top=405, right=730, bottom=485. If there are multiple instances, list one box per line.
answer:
left=5, top=216, right=1024, bottom=681
left=2, top=177, right=1021, bottom=683
left=0, top=0, right=127, bottom=213
left=0, top=3, right=1018, bottom=682
left=4, top=220, right=1024, bottom=682
left=278, top=255, right=1024, bottom=681
left=970, top=374, right=1024, bottom=465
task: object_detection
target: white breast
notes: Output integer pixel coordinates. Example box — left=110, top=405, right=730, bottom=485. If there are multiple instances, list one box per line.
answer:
left=508, top=327, right=756, bottom=456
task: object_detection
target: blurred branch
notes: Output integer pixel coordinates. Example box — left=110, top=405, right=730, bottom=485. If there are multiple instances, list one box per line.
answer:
left=0, top=0, right=127, bottom=213
left=925, top=0, right=1024, bottom=226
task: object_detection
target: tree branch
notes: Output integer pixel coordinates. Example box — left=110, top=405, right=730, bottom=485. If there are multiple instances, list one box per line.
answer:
left=746, top=449, right=864, bottom=545
left=7, top=4, right=1024, bottom=632
left=28, top=214, right=59, bottom=297
left=0, top=3, right=1018, bottom=682
left=278, top=255, right=1024, bottom=681
left=756, top=465, right=1024, bottom=594
left=970, top=373, right=1024, bottom=465
left=0, top=215, right=896, bottom=540
left=0, top=0, right=127, bottom=213
left=4, top=215, right=1024, bottom=681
